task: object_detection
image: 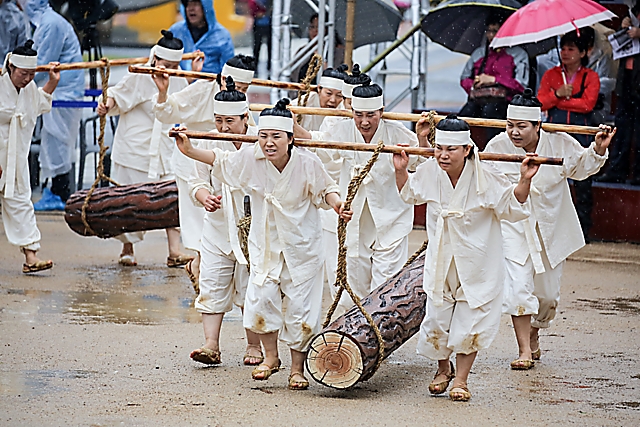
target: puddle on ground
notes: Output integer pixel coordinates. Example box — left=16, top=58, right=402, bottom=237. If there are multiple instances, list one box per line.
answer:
left=2, top=288, right=244, bottom=325
left=0, top=369, right=97, bottom=397
left=573, top=296, right=640, bottom=315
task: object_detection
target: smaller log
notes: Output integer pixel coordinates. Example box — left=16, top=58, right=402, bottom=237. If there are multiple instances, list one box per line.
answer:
left=248, top=103, right=602, bottom=135
left=64, top=180, right=179, bottom=238
left=34, top=52, right=204, bottom=72
left=306, top=253, right=427, bottom=389
left=128, top=65, right=316, bottom=91
left=169, top=130, right=565, bottom=166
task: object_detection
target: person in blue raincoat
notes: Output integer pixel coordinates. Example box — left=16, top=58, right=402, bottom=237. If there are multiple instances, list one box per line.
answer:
left=0, top=0, right=29, bottom=61
left=25, top=0, right=84, bottom=210
left=170, top=0, right=235, bottom=74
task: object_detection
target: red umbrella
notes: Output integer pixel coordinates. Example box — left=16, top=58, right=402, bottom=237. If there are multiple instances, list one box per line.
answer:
left=489, top=0, right=616, bottom=51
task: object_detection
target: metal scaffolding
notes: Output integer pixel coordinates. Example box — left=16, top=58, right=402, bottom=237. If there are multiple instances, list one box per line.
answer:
left=269, top=0, right=430, bottom=111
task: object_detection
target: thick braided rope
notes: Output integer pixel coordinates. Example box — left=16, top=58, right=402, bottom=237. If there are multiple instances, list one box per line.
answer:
left=80, top=58, right=119, bottom=236
left=403, top=240, right=428, bottom=268
left=427, top=110, right=436, bottom=148
left=323, top=140, right=387, bottom=373
left=237, top=215, right=251, bottom=272
left=296, top=53, right=323, bottom=124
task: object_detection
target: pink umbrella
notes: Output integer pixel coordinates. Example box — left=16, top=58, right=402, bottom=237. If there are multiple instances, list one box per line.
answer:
left=489, top=0, right=616, bottom=50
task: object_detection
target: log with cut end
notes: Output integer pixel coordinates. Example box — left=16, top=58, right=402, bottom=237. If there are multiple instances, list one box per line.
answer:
left=64, top=180, right=179, bottom=238
left=306, top=253, right=426, bottom=389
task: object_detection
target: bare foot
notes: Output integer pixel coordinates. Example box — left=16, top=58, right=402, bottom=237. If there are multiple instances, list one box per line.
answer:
left=243, top=344, right=264, bottom=365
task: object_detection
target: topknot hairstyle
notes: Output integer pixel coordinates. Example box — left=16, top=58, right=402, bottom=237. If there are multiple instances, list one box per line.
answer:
left=510, top=88, right=543, bottom=108
left=260, top=98, right=293, bottom=118
left=352, top=81, right=383, bottom=98
left=435, top=114, right=471, bottom=132
left=13, top=40, right=37, bottom=56
left=226, top=54, right=257, bottom=71
left=214, top=76, right=247, bottom=103
left=158, top=30, right=184, bottom=50
left=321, top=64, right=349, bottom=80
left=345, top=64, right=371, bottom=86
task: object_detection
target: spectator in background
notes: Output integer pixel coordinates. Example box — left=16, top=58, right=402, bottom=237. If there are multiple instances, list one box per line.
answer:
left=459, top=15, right=529, bottom=140
left=25, top=0, right=84, bottom=210
left=598, top=1, right=640, bottom=185
left=296, top=13, right=344, bottom=84
left=171, top=0, right=234, bottom=73
left=537, top=31, right=601, bottom=241
left=0, top=0, right=29, bottom=61
left=249, top=0, right=271, bottom=77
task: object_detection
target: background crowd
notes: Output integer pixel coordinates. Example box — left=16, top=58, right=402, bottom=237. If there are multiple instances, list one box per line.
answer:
left=1, top=0, right=639, bottom=217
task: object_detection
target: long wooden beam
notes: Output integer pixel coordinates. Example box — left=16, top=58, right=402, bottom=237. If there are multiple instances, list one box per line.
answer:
left=128, top=65, right=317, bottom=91
left=33, top=52, right=204, bottom=72
left=168, top=130, right=564, bottom=166
left=248, top=104, right=601, bottom=135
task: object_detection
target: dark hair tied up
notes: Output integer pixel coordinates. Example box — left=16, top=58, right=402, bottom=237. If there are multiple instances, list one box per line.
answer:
left=352, top=81, right=383, bottom=98
left=260, top=98, right=293, bottom=118
left=435, top=113, right=471, bottom=132
left=13, top=40, right=37, bottom=56
left=214, top=76, right=247, bottom=103
left=510, top=88, right=543, bottom=108
left=158, top=30, right=184, bottom=50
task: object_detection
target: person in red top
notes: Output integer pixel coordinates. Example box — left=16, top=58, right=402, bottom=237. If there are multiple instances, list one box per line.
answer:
left=538, top=31, right=601, bottom=241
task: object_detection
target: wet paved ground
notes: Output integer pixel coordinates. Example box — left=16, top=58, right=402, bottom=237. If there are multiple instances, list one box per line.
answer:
left=1, top=214, right=639, bottom=426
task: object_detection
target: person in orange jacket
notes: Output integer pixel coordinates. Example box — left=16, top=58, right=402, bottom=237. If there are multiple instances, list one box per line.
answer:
left=537, top=31, right=600, bottom=242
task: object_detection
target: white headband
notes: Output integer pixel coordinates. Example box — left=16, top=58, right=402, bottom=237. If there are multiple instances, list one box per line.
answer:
left=154, top=45, right=184, bottom=62
left=222, top=64, right=254, bottom=83
left=342, top=82, right=358, bottom=98
left=319, top=76, right=344, bottom=91
left=214, top=100, right=249, bottom=116
left=351, top=95, right=384, bottom=112
left=507, top=105, right=541, bottom=122
left=6, top=53, right=37, bottom=70
left=258, top=115, right=293, bottom=133
left=435, top=129, right=472, bottom=146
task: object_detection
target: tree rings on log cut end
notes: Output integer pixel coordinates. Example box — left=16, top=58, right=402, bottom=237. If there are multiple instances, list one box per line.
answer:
left=306, top=331, right=363, bottom=389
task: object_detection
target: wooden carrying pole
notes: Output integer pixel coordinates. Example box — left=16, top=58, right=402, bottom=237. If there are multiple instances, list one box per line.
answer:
left=345, top=0, right=356, bottom=69
left=34, top=52, right=204, bottom=72
left=248, top=104, right=601, bottom=135
left=128, top=65, right=317, bottom=91
left=169, top=130, right=564, bottom=166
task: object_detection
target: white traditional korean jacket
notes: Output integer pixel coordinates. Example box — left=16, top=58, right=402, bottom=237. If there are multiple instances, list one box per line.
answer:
left=291, top=91, right=344, bottom=132
left=311, top=118, right=421, bottom=257
left=401, top=158, right=530, bottom=308
left=152, top=79, right=256, bottom=180
left=484, top=130, right=608, bottom=270
left=105, top=71, right=188, bottom=179
left=188, top=126, right=258, bottom=263
left=0, top=72, right=52, bottom=198
left=209, top=143, right=339, bottom=287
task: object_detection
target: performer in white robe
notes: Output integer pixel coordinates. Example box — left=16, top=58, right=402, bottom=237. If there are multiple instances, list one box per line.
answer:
left=173, top=98, right=351, bottom=391
left=292, top=65, right=348, bottom=303
left=0, top=40, right=59, bottom=273
left=295, top=82, right=429, bottom=313
left=152, top=54, right=256, bottom=286
left=97, top=31, right=193, bottom=268
left=291, top=65, right=348, bottom=131
left=395, top=115, right=538, bottom=401
left=185, top=77, right=264, bottom=367
left=483, top=90, right=613, bottom=369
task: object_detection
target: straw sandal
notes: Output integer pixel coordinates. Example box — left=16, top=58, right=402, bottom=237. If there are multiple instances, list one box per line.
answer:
left=449, top=386, right=472, bottom=402
left=243, top=345, right=264, bottom=366
left=167, top=254, right=194, bottom=268
left=511, top=359, right=535, bottom=370
left=428, top=360, right=455, bottom=395
left=22, top=260, right=53, bottom=274
left=288, top=372, right=309, bottom=390
left=251, top=360, right=281, bottom=381
left=184, top=260, right=199, bottom=294
left=190, top=347, right=221, bottom=365
left=118, top=254, right=137, bottom=266
left=532, top=348, right=541, bottom=360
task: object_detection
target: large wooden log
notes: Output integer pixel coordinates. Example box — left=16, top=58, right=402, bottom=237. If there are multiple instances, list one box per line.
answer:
left=33, top=52, right=204, bottom=72
left=64, top=180, right=179, bottom=238
left=306, top=253, right=426, bottom=389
